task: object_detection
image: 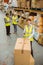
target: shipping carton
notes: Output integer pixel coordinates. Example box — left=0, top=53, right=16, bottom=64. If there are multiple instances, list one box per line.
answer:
left=14, top=38, right=34, bottom=65
left=30, top=55, right=35, bottom=65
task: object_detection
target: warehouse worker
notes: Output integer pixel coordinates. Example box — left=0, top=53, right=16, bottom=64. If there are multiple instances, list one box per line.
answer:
left=12, top=12, right=18, bottom=34
left=4, top=13, right=11, bottom=36
left=23, top=18, right=34, bottom=56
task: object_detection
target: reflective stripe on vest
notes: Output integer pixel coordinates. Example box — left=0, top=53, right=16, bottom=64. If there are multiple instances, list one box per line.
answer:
left=12, top=16, right=18, bottom=24
left=5, top=16, right=10, bottom=26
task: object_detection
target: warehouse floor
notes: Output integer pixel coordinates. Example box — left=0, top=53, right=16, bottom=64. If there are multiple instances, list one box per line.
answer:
left=0, top=11, right=43, bottom=65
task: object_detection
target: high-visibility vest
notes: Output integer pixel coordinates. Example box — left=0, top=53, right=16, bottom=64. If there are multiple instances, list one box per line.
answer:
left=12, top=16, right=18, bottom=25
left=24, top=25, right=34, bottom=41
left=5, top=16, right=10, bottom=26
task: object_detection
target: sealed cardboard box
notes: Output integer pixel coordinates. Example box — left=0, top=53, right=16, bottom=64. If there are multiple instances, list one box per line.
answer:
left=30, top=55, right=35, bottom=65
left=38, top=17, right=43, bottom=26
left=17, top=0, right=21, bottom=7
left=17, top=0, right=26, bottom=8
left=26, top=1, right=30, bottom=9
left=37, top=26, right=43, bottom=33
left=20, top=0, right=26, bottom=8
left=21, top=2, right=26, bottom=8
left=14, top=38, right=34, bottom=65
left=38, top=35, right=43, bottom=45
left=20, top=0, right=26, bottom=2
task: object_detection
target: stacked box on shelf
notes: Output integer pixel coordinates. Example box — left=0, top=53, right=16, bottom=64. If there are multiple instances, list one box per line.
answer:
left=38, top=35, right=43, bottom=45
left=17, top=0, right=30, bottom=9
left=38, top=16, right=43, bottom=45
left=26, top=0, right=30, bottom=9
left=20, top=0, right=26, bottom=8
left=30, top=55, right=35, bottom=65
left=14, top=38, right=35, bottom=65
left=17, top=0, right=21, bottom=7
left=37, top=17, right=43, bottom=33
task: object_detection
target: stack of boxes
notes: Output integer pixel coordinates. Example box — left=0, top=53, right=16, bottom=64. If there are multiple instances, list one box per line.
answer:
left=38, top=16, right=43, bottom=45
left=17, top=0, right=21, bottom=7
left=38, top=17, right=43, bottom=33
left=20, top=0, right=26, bottom=8
left=14, top=38, right=35, bottom=65
left=26, top=0, right=30, bottom=9
left=17, top=0, right=30, bottom=9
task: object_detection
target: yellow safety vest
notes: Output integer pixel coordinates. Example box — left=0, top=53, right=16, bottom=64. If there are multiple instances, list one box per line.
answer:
left=12, top=16, right=18, bottom=25
left=24, top=25, right=34, bottom=41
left=5, top=16, right=10, bottom=26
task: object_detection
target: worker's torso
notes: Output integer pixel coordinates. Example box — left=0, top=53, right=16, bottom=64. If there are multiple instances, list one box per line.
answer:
left=24, top=25, right=34, bottom=41
left=12, top=16, right=18, bottom=25
left=5, top=16, right=10, bottom=26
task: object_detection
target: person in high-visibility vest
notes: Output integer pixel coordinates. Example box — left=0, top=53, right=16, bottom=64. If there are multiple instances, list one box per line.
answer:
left=23, top=18, right=34, bottom=56
left=4, top=13, right=11, bottom=36
left=12, top=12, right=18, bottom=34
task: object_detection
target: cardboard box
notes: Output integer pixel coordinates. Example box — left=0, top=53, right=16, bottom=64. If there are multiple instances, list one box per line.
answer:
left=38, top=35, right=43, bottom=45
left=17, top=0, right=22, bottom=7
left=17, top=0, right=26, bottom=8
left=21, top=2, right=26, bottom=8
left=14, top=38, right=34, bottom=65
left=38, top=17, right=43, bottom=26
left=20, top=0, right=26, bottom=8
left=20, top=0, right=26, bottom=2
left=37, top=26, right=43, bottom=33
left=30, top=55, right=35, bottom=65
left=26, top=1, right=30, bottom=9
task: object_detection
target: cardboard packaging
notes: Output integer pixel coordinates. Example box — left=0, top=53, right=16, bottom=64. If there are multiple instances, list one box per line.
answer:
left=17, top=0, right=26, bottom=8
left=37, top=26, right=43, bottom=33
left=4, top=0, right=9, bottom=3
left=38, top=17, right=43, bottom=26
left=26, top=1, right=30, bottom=9
left=38, top=35, right=43, bottom=45
left=17, top=0, right=21, bottom=7
left=14, top=38, right=34, bottom=65
left=20, top=0, right=26, bottom=2
left=37, top=17, right=43, bottom=33
left=20, top=0, right=26, bottom=8
left=21, top=2, right=26, bottom=8
left=30, top=55, right=35, bottom=65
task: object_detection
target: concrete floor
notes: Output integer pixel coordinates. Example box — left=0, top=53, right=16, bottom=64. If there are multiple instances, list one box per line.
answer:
left=0, top=11, right=43, bottom=65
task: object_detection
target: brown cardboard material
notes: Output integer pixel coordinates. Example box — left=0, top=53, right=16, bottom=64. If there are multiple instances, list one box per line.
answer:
left=30, top=55, right=35, bottom=65
left=38, top=35, right=43, bottom=45
left=21, top=2, right=26, bottom=8
left=14, top=38, right=34, bottom=65
left=17, top=0, right=21, bottom=7
left=27, top=1, right=30, bottom=9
